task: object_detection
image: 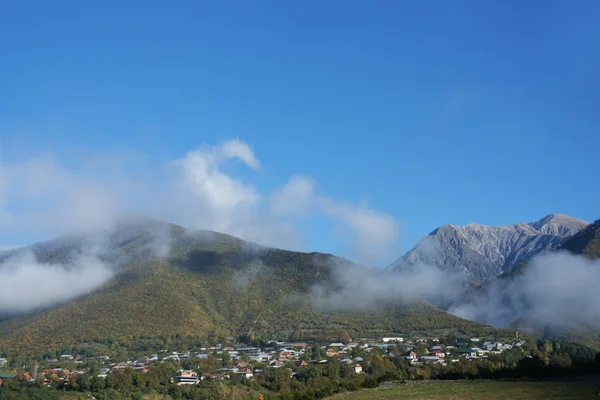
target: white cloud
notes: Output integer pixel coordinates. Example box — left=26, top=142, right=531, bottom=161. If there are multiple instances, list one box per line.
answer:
left=318, top=199, right=399, bottom=265
left=270, top=175, right=316, bottom=217
left=0, top=156, right=129, bottom=238
left=449, top=251, right=600, bottom=331
left=0, top=249, right=114, bottom=314
left=169, top=141, right=262, bottom=235
left=220, top=138, right=261, bottom=170
left=271, top=176, right=399, bottom=264
left=0, top=138, right=400, bottom=266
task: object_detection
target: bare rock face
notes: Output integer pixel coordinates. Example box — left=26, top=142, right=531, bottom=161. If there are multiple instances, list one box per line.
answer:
left=388, top=214, right=588, bottom=282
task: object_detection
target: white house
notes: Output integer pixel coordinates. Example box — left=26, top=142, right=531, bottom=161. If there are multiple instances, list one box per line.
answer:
left=382, top=337, right=404, bottom=343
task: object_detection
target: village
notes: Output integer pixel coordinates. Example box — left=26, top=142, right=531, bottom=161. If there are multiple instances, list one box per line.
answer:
left=0, top=336, right=527, bottom=387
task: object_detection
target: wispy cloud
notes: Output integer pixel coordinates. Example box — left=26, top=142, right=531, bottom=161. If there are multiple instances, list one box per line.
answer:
left=303, top=258, right=465, bottom=311
left=0, top=138, right=400, bottom=266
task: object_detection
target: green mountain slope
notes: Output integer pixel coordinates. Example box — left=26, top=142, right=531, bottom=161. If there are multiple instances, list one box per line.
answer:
left=559, top=218, right=600, bottom=258
left=0, top=217, right=508, bottom=356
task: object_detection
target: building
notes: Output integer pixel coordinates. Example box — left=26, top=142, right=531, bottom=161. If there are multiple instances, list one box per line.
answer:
left=429, top=349, right=445, bottom=358
left=174, top=370, right=199, bottom=385
left=459, top=348, right=477, bottom=358
left=382, top=337, right=404, bottom=343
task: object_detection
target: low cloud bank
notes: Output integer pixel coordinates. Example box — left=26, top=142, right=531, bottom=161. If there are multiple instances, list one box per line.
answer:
left=306, top=259, right=466, bottom=311
left=449, top=251, right=600, bottom=331
left=0, top=249, right=114, bottom=314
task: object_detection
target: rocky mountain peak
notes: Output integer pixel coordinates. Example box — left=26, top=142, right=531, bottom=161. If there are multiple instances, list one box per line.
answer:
left=389, top=214, right=589, bottom=282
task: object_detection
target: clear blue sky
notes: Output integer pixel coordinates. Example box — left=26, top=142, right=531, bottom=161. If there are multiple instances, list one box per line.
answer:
left=1, top=1, right=599, bottom=258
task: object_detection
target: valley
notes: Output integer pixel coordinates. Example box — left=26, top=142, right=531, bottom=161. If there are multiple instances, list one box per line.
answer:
left=0, top=214, right=599, bottom=400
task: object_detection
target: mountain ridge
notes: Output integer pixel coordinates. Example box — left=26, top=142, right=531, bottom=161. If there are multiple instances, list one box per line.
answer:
left=388, top=213, right=588, bottom=281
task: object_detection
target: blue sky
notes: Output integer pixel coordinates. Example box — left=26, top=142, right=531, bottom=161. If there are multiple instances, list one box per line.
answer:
left=1, top=1, right=599, bottom=265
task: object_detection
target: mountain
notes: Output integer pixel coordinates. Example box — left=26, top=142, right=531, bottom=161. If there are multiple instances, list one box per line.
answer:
left=0, top=215, right=508, bottom=357
left=558, top=218, right=600, bottom=258
left=451, top=217, right=600, bottom=349
left=388, top=214, right=588, bottom=282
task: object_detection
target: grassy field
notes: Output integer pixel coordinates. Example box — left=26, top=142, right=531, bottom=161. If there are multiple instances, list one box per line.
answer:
left=327, top=381, right=599, bottom=400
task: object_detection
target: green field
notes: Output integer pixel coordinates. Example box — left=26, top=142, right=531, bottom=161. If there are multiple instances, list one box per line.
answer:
left=327, top=381, right=599, bottom=400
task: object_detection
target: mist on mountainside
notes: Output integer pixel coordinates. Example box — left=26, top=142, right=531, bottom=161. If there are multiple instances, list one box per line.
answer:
left=449, top=251, right=600, bottom=332
left=0, top=215, right=178, bottom=315
left=0, top=249, right=113, bottom=315
left=305, top=259, right=466, bottom=311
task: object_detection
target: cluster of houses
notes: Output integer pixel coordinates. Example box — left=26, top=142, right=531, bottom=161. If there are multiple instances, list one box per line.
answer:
left=154, top=342, right=365, bottom=385
left=401, top=338, right=526, bottom=366
left=0, top=336, right=526, bottom=387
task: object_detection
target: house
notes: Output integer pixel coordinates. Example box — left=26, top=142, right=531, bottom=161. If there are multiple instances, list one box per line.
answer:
left=16, top=372, right=34, bottom=383
left=351, top=363, right=363, bottom=373
left=459, top=348, right=477, bottom=358
left=472, top=347, right=488, bottom=356
left=201, top=373, right=228, bottom=381
left=329, top=343, right=345, bottom=348
left=269, top=360, right=285, bottom=368
left=382, top=337, right=404, bottom=343
left=235, top=368, right=254, bottom=379
left=402, top=351, right=418, bottom=360
left=470, top=338, right=480, bottom=342
left=421, top=356, right=444, bottom=364
left=326, top=349, right=338, bottom=358
left=296, top=360, right=308, bottom=367
left=0, top=358, right=6, bottom=367
left=60, top=355, right=74, bottom=361
left=429, top=349, right=445, bottom=358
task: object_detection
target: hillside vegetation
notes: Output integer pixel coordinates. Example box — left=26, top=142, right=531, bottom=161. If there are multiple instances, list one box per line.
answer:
left=326, top=381, right=598, bottom=400
left=0, top=218, right=508, bottom=356
left=559, top=219, right=600, bottom=259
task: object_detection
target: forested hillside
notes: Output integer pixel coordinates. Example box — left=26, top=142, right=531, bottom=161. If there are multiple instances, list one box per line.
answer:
left=0, top=217, right=507, bottom=357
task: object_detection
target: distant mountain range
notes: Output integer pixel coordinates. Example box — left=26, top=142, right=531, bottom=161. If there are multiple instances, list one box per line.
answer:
left=388, top=214, right=589, bottom=282
left=0, top=215, right=505, bottom=357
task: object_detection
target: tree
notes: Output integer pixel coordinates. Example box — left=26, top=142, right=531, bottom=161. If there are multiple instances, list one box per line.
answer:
left=337, top=329, right=351, bottom=344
